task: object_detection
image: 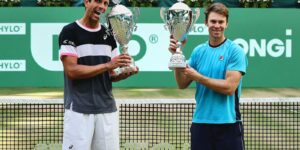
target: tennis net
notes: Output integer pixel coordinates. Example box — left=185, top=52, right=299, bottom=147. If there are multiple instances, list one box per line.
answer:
left=0, top=98, right=299, bottom=149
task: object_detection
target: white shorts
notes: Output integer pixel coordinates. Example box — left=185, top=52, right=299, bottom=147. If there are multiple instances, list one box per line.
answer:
left=62, top=109, right=119, bottom=150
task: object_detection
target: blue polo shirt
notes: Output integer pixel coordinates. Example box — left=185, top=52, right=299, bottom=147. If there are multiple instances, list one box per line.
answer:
left=188, top=39, right=247, bottom=124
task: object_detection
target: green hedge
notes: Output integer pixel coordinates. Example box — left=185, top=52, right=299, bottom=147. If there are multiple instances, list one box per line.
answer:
left=0, top=0, right=298, bottom=8
left=0, top=0, right=73, bottom=7
left=37, top=0, right=73, bottom=7
left=0, top=0, right=21, bottom=6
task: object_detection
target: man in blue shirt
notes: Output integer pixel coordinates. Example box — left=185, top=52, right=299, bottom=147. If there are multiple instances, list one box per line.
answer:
left=168, top=3, right=247, bottom=150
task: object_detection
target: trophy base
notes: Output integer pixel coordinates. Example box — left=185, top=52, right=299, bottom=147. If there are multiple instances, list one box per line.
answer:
left=168, top=53, right=186, bottom=70
left=113, top=61, right=137, bottom=75
left=168, top=62, right=186, bottom=70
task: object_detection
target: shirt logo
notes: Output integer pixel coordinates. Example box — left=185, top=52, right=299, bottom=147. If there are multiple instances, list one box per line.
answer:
left=219, top=55, right=224, bottom=61
left=63, top=40, right=75, bottom=46
left=103, top=34, right=107, bottom=40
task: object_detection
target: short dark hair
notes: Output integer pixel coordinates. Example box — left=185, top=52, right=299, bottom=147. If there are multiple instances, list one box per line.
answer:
left=204, top=3, right=229, bottom=22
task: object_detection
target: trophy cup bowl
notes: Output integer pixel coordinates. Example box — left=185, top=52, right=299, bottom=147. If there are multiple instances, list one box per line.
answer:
left=160, top=1, right=200, bottom=70
left=107, top=4, right=138, bottom=75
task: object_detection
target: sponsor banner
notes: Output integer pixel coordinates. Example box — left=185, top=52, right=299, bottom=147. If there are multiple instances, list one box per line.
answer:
left=30, top=23, right=208, bottom=72
left=0, top=23, right=26, bottom=35
left=0, top=8, right=299, bottom=87
left=0, top=60, right=26, bottom=71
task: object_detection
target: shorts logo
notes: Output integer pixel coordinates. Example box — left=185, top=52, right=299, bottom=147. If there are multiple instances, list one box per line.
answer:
left=68, top=144, right=73, bottom=149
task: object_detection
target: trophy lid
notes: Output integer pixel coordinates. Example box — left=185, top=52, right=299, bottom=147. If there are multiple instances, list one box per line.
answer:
left=112, top=0, right=121, bottom=5
left=169, top=1, right=191, bottom=11
left=108, top=4, right=133, bottom=17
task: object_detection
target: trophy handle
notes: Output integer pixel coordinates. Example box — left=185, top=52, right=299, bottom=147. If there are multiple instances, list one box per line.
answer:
left=160, top=7, right=166, bottom=22
left=160, top=7, right=168, bottom=30
left=105, top=15, right=112, bottom=35
left=133, top=7, right=140, bottom=32
left=192, top=8, right=201, bottom=26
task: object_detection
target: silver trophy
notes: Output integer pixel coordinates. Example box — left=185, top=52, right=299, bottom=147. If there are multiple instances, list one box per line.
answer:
left=160, top=0, right=200, bottom=70
left=107, top=1, right=139, bottom=75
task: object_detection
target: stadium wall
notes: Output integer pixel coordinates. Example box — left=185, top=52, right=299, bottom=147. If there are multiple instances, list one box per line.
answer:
left=0, top=8, right=299, bottom=87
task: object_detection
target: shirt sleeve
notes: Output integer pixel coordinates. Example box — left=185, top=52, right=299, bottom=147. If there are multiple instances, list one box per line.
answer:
left=188, top=44, right=203, bottom=69
left=58, top=26, right=78, bottom=59
left=188, top=50, right=196, bottom=69
left=227, top=45, right=248, bottom=75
